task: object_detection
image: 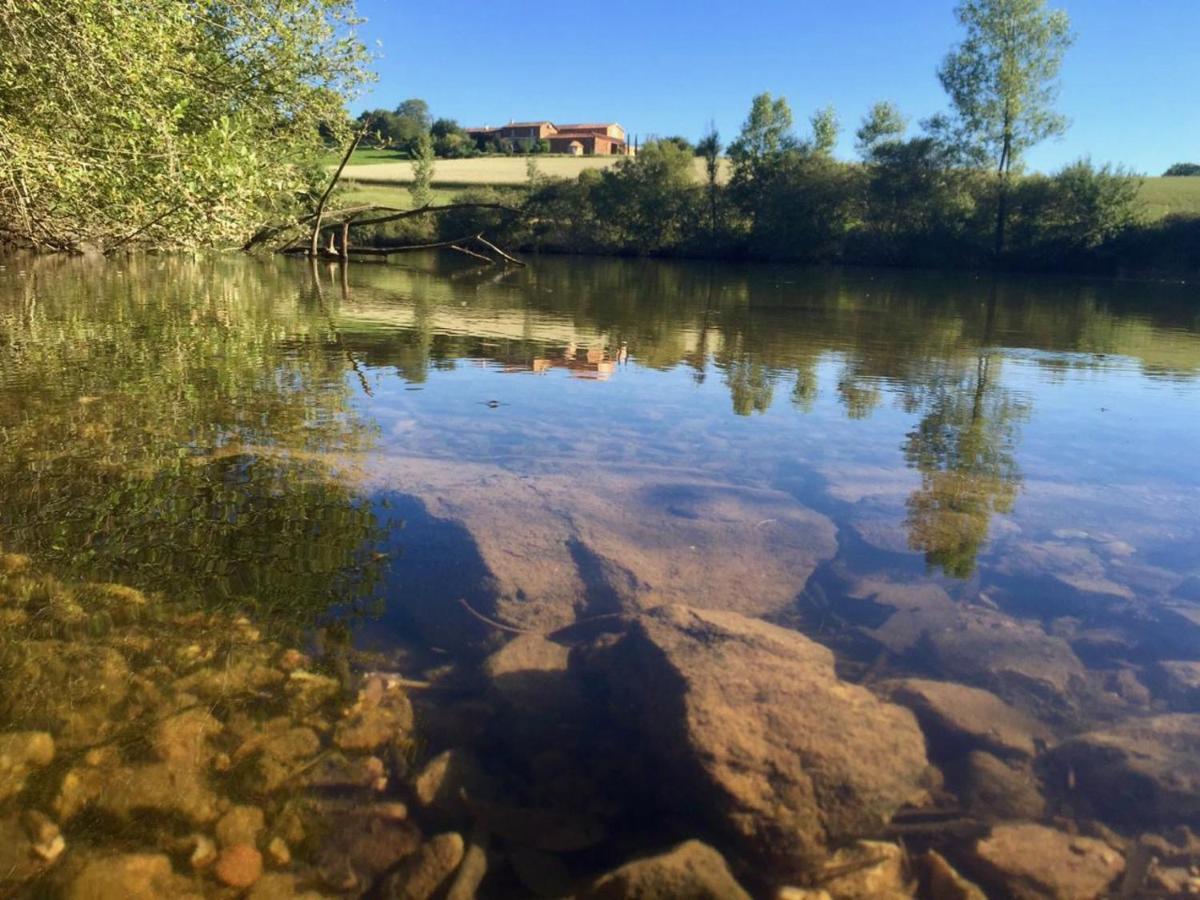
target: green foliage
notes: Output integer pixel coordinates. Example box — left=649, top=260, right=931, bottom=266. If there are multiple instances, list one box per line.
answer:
left=938, top=0, right=1074, bottom=174
left=431, top=117, right=476, bottom=158
left=856, top=102, right=908, bottom=157
left=409, top=133, right=436, bottom=208
left=590, top=140, right=700, bottom=253
left=937, top=0, right=1074, bottom=252
left=1164, top=163, right=1200, bottom=177
left=697, top=124, right=722, bottom=235
left=810, top=106, right=840, bottom=158
left=0, top=0, right=370, bottom=251
left=1008, top=160, right=1143, bottom=259
left=0, top=256, right=385, bottom=624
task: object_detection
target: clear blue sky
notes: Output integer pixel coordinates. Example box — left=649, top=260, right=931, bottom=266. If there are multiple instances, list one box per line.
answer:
left=351, top=0, right=1197, bottom=174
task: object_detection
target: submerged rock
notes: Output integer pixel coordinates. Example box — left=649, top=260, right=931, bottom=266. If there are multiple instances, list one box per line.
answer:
left=967, top=823, right=1124, bottom=900
left=382, top=831, right=465, bottom=900
left=215, top=843, right=263, bottom=889
left=333, top=674, right=414, bottom=752
left=879, top=678, right=1051, bottom=760
left=215, top=805, right=266, bottom=848
left=1040, top=713, right=1200, bottom=826
left=63, top=853, right=203, bottom=900
left=579, top=840, right=752, bottom=900
left=917, top=609, right=1088, bottom=717
left=1148, top=660, right=1200, bottom=711
left=0, top=730, right=55, bottom=802
left=814, top=840, right=913, bottom=900
left=582, top=605, right=930, bottom=876
left=958, top=751, right=1046, bottom=822
left=412, top=748, right=495, bottom=821
left=919, top=850, right=986, bottom=900
left=0, top=640, right=130, bottom=747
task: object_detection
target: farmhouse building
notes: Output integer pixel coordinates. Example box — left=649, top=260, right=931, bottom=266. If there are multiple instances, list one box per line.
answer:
left=466, top=121, right=628, bottom=155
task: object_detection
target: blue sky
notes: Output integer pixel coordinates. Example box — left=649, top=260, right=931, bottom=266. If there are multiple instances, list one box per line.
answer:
left=351, top=0, right=1197, bottom=174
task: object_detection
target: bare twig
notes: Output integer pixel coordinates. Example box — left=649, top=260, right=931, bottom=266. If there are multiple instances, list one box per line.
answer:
left=310, top=121, right=370, bottom=257
left=473, top=233, right=526, bottom=267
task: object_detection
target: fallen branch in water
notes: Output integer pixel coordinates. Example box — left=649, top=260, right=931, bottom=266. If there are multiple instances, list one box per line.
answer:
left=456, top=597, right=538, bottom=635
left=309, top=120, right=369, bottom=258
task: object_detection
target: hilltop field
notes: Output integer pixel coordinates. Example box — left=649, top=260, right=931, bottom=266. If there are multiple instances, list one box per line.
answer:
left=332, top=151, right=1200, bottom=220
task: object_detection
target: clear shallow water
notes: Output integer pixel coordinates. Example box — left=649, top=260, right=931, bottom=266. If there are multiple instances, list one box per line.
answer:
left=1, top=251, right=1199, bottom=895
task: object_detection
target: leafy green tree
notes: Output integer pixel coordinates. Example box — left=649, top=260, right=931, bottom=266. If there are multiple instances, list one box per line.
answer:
left=728, top=93, right=796, bottom=217
left=0, top=0, right=369, bottom=252
left=810, top=106, right=840, bottom=158
left=392, top=98, right=432, bottom=154
left=1163, top=163, right=1200, bottom=177
left=1008, top=159, right=1142, bottom=262
left=591, top=140, right=699, bottom=253
left=660, top=136, right=695, bottom=154
left=855, top=102, right=908, bottom=158
left=409, top=133, right=436, bottom=207
left=937, top=0, right=1074, bottom=254
left=431, top=118, right=475, bottom=158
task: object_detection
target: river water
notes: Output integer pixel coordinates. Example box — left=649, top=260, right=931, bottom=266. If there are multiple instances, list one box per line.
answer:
left=1, top=252, right=1198, bottom=897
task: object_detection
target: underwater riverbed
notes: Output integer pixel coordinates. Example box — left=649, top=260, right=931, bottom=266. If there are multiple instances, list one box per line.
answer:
left=1, top=252, right=1199, bottom=898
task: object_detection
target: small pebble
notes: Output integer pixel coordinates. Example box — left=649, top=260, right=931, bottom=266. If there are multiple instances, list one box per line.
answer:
left=215, top=844, right=263, bottom=888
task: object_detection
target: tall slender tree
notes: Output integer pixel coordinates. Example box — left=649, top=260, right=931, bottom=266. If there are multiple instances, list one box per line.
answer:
left=696, top=122, right=722, bottom=236
left=938, top=0, right=1073, bottom=255
left=409, top=133, right=436, bottom=208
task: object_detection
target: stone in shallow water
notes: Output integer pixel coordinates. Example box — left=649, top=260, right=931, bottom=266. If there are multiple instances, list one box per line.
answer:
left=918, top=608, right=1088, bottom=717
left=63, top=853, right=203, bottom=900
left=382, top=832, right=465, bottom=900
left=967, top=823, right=1124, bottom=900
left=413, top=748, right=495, bottom=820
left=1148, top=660, right=1200, bottom=711
left=582, top=605, right=930, bottom=877
left=215, top=804, right=265, bottom=849
left=919, top=850, right=986, bottom=900
left=579, top=840, right=751, bottom=900
left=957, top=751, right=1046, bottom=822
left=215, top=843, right=263, bottom=889
left=333, top=675, right=414, bottom=751
left=370, top=459, right=839, bottom=632
left=0, top=730, right=55, bottom=802
left=1040, top=713, right=1200, bottom=826
left=815, top=841, right=913, bottom=900
left=878, top=678, right=1051, bottom=760
left=0, top=640, right=130, bottom=748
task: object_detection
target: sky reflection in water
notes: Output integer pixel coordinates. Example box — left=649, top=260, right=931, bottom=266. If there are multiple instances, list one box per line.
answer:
left=1, top=252, right=1198, bottom=651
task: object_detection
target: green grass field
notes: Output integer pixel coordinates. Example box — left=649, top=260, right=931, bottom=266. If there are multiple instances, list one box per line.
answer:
left=333, top=153, right=1200, bottom=221
left=1136, top=176, right=1200, bottom=220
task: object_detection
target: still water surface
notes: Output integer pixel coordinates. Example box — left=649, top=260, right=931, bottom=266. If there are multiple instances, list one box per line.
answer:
left=1, top=252, right=1198, bottom=895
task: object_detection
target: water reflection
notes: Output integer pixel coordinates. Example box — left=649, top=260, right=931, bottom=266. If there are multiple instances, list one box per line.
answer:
left=2, top=252, right=1200, bottom=896
left=0, top=255, right=387, bottom=628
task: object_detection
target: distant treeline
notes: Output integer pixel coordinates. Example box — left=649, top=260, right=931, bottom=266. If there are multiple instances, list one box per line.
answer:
left=359, top=0, right=1199, bottom=279
left=362, top=98, right=1198, bottom=279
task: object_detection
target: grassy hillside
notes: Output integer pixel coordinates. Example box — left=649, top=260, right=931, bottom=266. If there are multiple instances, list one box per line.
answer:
left=334, top=154, right=1200, bottom=222
left=1137, top=176, right=1200, bottom=220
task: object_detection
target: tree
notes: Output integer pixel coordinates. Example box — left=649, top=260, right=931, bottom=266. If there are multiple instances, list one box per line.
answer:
left=660, top=136, right=695, bottom=154
left=810, top=106, right=840, bottom=158
left=938, top=0, right=1074, bottom=255
left=696, top=122, right=722, bottom=236
left=0, top=0, right=369, bottom=251
left=431, top=118, right=476, bottom=158
left=393, top=98, right=432, bottom=155
left=728, top=93, right=796, bottom=218
left=591, top=139, right=699, bottom=253
left=855, top=102, right=908, bottom=158
left=1164, top=163, right=1200, bottom=177
left=409, top=133, right=436, bottom=207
